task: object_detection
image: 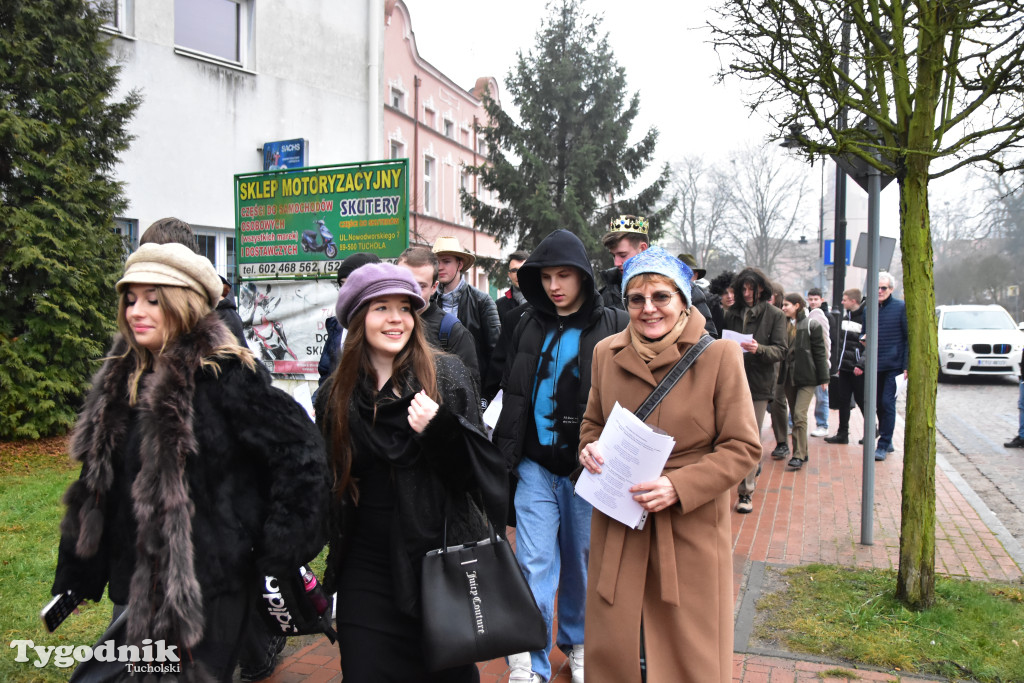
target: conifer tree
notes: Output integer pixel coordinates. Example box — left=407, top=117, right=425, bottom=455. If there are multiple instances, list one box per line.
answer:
left=464, top=0, right=669, bottom=260
left=0, top=0, right=139, bottom=439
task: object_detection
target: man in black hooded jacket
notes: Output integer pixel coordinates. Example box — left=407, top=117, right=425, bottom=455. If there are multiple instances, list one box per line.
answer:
left=493, top=229, right=627, bottom=683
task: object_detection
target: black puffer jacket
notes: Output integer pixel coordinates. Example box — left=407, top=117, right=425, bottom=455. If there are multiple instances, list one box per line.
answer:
left=493, top=230, right=628, bottom=475
left=599, top=266, right=624, bottom=311
left=54, top=316, right=329, bottom=652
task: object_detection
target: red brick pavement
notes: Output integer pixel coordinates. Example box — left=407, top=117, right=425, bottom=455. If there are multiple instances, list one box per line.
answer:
left=262, top=410, right=1021, bottom=682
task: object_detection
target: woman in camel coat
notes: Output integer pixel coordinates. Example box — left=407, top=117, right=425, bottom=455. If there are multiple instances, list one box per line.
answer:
left=578, top=247, right=761, bottom=683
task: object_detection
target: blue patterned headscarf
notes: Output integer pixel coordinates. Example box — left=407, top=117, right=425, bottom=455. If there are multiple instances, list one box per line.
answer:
left=621, top=246, right=694, bottom=306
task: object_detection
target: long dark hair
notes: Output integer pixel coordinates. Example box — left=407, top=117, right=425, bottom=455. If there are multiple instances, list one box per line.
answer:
left=326, top=301, right=439, bottom=500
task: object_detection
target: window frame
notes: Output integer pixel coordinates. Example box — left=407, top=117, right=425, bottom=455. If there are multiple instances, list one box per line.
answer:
left=173, top=0, right=253, bottom=71
left=423, top=155, right=436, bottom=215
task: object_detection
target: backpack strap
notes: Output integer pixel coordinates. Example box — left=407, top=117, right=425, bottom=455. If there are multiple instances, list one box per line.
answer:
left=438, top=312, right=459, bottom=350
left=635, top=335, right=715, bottom=422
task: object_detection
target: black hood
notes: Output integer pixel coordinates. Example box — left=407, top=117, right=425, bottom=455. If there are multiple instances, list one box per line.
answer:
left=517, top=230, right=598, bottom=317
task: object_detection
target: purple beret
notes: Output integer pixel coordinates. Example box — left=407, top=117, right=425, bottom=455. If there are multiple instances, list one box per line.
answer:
left=334, top=262, right=427, bottom=326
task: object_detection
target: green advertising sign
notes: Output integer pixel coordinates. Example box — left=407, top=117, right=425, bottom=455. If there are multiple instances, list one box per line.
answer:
left=234, top=159, right=409, bottom=280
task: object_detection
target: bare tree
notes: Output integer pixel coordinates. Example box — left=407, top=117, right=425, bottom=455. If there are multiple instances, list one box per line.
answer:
left=722, top=144, right=808, bottom=274
left=662, top=156, right=732, bottom=268
left=709, top=0, right=1024, bottom=609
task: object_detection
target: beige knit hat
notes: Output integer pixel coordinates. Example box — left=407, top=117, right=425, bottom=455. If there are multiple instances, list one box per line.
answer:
left=116, top=243, right=222, bottom=306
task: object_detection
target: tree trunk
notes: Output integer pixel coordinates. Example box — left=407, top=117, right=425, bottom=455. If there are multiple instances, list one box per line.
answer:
left=895, top=163, right=937, bottom=609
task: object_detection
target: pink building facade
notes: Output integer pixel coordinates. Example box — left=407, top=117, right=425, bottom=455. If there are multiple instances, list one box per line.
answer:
left=383, top=0, right=502, bottom=294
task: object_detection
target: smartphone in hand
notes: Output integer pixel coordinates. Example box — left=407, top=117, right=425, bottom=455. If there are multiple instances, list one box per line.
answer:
left=41, top=590, right=80, bottom=632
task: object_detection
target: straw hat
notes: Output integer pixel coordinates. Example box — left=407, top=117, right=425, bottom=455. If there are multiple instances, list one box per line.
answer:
left=431, top=236, right=476, bottom=271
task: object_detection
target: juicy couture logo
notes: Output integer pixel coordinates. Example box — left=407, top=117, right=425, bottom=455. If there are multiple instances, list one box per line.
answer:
left=465, top=571, right=485, bottom=635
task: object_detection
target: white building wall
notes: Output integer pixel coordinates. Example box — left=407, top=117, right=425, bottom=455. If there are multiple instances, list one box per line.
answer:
left=107, top=0, right=382, bottom=276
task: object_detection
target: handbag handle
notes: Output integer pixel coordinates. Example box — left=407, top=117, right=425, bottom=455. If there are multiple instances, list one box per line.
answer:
left=634, top=335, right=715, bottom=421
left=437, top=496, right=500, bottom=555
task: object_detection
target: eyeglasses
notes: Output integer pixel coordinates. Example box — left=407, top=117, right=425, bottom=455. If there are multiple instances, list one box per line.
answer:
left=626, top=291, right=678, bottom=309
left=878, top=286, right=891, bottom=291
left=508, top=268, right=520, bottom=274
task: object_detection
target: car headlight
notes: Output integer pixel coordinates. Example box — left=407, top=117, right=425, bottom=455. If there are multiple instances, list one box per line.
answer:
left=943, top=342, right=970, bottom=352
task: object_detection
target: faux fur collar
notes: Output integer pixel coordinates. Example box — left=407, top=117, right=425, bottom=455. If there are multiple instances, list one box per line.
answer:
left=64, top=313, right=235, bottom=650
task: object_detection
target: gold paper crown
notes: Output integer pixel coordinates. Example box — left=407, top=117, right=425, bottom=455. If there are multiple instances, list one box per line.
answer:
left=608, top=215, right=649, bottom=235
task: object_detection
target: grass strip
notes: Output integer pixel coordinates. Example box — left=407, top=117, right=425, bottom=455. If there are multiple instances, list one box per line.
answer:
left=755, top=563, right=1024, bottom=682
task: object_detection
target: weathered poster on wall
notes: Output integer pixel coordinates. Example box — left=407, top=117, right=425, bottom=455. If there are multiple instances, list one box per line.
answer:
left=234, top=159, right=409, bottom=281
left=238, top=279, right=340, bottom=376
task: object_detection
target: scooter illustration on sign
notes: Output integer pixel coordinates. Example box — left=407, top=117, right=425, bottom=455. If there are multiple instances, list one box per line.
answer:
left=301, top=219, right=338, bottom=259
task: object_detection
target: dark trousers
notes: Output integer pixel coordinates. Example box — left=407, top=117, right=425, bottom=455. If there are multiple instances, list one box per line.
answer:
left=876, top=369, right=900, bottom=451
left=830, top=369, right=864, bottom=435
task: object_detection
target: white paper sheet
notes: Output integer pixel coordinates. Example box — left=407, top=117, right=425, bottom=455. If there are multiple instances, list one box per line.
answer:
left=721, top=330, right=753, bottom=350
left=482, top=389, right=503, bottom=429
left=574, top=402, right=675, bottom=529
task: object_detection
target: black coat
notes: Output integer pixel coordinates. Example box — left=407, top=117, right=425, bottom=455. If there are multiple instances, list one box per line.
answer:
left=316, top=354, right=507, bottom=617
left=420, top=301, right=480, bottom=388
left=835, top=303, right=865, bottom=372
left=54, top=315, right=329, bottom=653
left=434, top=281, right=501, bottom=379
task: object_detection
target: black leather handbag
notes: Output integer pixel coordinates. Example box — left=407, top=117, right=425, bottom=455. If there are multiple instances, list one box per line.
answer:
left=420, top=520, right=546, bottom=671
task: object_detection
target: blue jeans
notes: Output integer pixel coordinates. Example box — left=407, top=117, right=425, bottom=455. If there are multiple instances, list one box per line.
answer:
left=876, top=370, right=900, bottom=451
left=814, top=385, right=829, bottom=428
left=514, top=457, right=592, bottom=680
left=1018, top=381, right=1024, bottom=439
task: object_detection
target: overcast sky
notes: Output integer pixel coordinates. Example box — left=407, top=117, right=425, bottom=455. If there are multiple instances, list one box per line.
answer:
left=407, top=0, right=927, bottom=245
left=407, top=0, right=774, bottom=167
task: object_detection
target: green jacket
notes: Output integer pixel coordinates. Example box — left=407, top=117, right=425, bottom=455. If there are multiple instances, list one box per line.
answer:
left=781, top=311, right=830, bottom=388
left=722, top=301, right=787, bottom=401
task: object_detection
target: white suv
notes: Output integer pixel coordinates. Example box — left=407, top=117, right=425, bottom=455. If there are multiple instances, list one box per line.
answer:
left=936, top=304, right=1024, bottom=379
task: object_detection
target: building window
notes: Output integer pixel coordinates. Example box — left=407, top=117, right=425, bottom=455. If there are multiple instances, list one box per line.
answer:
left=390, top=87, right=406, bottom=112
left=195, top=233, right=217, bottom=261
left=390, top=140, right=405, bottom=160
left=225, top=236, right=237, bottom=287
left=423, top=156, right=436, bottom=214
left=477, top=135, right=487, bottom=156
left=113, top=217, right=138, bottom=255
left=91, top=0, right=132, bottom=35
left=423, top=107, right=436, bottom=129
left=459, top=171, right=471, bottom=225
left=174, top=0, right=250, bottom=65
left=443, top=119, right=454, bottom=139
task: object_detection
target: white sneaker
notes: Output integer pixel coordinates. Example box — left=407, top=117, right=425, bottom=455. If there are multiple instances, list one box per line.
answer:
left=810, top=427, right=828, bottom=437
left=508, top=653, right=542, bottom=683
left=569, top=644, right=584, bottom=683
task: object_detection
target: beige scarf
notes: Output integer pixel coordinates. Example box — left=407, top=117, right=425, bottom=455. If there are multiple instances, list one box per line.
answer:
left=629, top=309, right=690, bottom=362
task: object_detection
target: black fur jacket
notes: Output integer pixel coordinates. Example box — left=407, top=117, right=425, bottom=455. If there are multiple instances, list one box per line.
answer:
left=53, top=314, right=329, bottom=652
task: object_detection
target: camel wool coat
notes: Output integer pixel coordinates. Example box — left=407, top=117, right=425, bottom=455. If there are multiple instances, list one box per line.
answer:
left=579, top=309, right=761, bottom=683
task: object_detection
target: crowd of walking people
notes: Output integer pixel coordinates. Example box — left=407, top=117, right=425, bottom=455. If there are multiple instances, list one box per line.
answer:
left=51, top=215, right=908, bottom=683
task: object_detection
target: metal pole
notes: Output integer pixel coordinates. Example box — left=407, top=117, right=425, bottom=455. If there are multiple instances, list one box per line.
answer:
left=832, top=15, right=851, bottom=312
left=861, top=159, right=882, bottom=545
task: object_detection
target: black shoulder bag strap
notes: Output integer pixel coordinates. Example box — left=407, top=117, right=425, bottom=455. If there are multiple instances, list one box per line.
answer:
left=634, top=334, right=715, bottom=421
left=570, top=335, right=714, bottom=485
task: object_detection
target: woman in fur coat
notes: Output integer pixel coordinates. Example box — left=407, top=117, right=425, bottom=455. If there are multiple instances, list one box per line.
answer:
left=52, top=243, right=329, bottom=681
left=316, top=262, right=506, bottom=683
